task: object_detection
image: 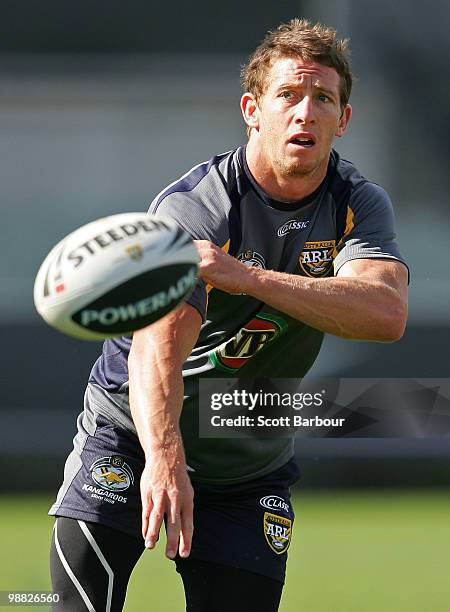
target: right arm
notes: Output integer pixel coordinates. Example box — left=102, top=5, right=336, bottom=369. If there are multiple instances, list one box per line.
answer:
left=128, top=302, right=202, bottom=559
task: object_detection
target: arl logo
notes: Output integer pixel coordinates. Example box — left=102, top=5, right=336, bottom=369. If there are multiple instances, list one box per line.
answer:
left=210, top=314, right=286, bottom=372
left=299, top=240, right=336, bottom=277
left=264, top=512, right=292, bottom=555
left=90, top=456, right=134, bottom=492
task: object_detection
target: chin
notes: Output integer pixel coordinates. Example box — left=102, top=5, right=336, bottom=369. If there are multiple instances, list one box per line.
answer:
left=280, top=160, right=316, bottom=178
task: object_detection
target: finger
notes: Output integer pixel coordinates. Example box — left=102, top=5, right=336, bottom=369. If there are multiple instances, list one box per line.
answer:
left=141, top=492, right=153, bottom=541
left=193, top=240, right=207, bottom=257
left=165, top=496, right=181, bottom=559
left=168, top=494, right=181, bottom=526
left=178, top=507, right=194, bottom=558
left=145, top=497, right=165, bottom=549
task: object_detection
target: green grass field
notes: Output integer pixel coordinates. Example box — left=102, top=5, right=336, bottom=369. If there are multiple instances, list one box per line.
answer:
left=1, top=491, right=449, bottom=611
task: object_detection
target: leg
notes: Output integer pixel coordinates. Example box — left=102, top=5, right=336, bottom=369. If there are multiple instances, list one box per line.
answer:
left=176, top=558, right=283, bottom=612
left=50, top=517, right=144, bottom=612
left=172, top=460, right=299, bottom=612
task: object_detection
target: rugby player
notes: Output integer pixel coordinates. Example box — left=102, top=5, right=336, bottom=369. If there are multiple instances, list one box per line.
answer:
left=49, top=18, right=408, bottom=611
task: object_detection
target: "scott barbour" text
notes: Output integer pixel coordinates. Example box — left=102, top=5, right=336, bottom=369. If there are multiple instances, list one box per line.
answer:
left=210, top=415, right=345, bottom=427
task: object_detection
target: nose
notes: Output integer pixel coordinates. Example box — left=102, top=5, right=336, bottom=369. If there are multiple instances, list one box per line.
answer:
left=294, top=95, right=315, bottom=124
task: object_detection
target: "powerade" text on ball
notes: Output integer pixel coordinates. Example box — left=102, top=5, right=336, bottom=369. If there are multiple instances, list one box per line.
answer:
left=79, top=266, right=197, bottom=327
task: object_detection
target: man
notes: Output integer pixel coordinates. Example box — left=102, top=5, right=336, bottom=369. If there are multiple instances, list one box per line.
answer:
left=49, top=18, right=408, bottom=612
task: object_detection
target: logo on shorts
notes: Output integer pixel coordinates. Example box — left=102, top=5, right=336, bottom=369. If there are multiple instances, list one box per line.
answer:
left=260, top=495, right=290, bottom=513
left=299, top=240, right=335, bottom=277
left=237, top=250, right=266, bottom=269
left=90, top=456, right=134, bottom=492
left=263, top=512, right=292, bottom=555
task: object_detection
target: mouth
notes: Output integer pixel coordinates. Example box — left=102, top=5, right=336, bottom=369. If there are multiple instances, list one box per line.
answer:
left=288, top=134, right=316, bottom=148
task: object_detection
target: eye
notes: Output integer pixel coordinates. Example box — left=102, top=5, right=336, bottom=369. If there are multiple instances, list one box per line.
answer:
left=280, top=91, right=295, bottom=100
left=318, top=93, right=330, bottom=103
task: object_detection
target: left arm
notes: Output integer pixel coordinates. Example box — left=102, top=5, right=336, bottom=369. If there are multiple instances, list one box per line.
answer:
left=196, top=241, right=408, bottom=342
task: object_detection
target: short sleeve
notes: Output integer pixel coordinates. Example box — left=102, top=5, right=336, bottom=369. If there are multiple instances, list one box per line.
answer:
left=148, top=189, right=231, bottom=321
left=333, top=182, right=409, bottom=279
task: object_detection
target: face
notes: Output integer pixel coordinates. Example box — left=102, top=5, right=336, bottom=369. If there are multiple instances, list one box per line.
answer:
left=242, top=57, right=351, bottom=180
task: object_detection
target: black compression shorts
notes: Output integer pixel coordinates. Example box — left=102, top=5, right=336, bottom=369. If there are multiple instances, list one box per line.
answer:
left=51, top=518, right=285, bottom=611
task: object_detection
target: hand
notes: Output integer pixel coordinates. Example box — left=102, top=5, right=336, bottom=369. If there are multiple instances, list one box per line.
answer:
left=195, top=240, right=251, bottom=294
left=140, top=451, right=194, bottom=559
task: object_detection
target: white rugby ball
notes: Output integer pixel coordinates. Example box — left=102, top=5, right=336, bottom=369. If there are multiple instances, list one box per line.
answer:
left=33, top=212, right=199, bottom=340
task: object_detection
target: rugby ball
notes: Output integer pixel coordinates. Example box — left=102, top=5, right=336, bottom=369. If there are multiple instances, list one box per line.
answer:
left=33, top=213, right=199, bottom=340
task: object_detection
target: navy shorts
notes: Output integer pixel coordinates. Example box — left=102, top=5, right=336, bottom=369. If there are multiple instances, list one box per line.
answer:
left=50, top=411, right=299, bottom=583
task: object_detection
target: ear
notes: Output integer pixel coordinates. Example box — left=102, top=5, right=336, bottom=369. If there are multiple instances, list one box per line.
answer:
left=240, top=93, right=260, bottom=131
left=335, top=104, right=352, bottom=137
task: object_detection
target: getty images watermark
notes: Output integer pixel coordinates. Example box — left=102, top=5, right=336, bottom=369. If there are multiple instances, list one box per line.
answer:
left=199, top=379, right=348, bottom=438
left=198, top=378, right=450, bottom=439
left=209, top=388, right=345, bottom=430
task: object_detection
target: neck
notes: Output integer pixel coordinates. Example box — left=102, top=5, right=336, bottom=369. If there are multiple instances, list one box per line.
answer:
left=245, top=139, right=329, bottom=202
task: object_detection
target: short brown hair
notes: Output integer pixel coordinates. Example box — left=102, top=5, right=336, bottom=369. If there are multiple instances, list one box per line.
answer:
left=241, top=18, right=353, bottom=109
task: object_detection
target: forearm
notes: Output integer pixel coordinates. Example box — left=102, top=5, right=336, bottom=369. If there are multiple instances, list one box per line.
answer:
left=242, top=267, right=405, bottom=341
left=128, top=341, right=185, bottom=461
left=128, top=304, right=201, bottom=461
left=196, top=240, right=408, bottom=343
left=128, top=305, right=201, bottom=556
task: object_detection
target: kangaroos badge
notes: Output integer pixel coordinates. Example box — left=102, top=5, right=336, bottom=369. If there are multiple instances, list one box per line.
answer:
left=90, top=456, right=134, bottom=492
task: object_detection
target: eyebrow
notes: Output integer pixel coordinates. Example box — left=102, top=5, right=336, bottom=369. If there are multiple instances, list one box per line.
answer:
left=276, top=82, right=338, bottom=100
left=314, top=86, right=337, bottom=98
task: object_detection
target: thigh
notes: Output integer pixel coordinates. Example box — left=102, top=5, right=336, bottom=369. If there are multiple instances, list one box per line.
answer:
left=50, top=517, right=144, bottom=612
left=183, top=459, right=299, bottom=584
left=176, top=559, right=283, bottom=612
left=49, top=410, right=145, bottom=538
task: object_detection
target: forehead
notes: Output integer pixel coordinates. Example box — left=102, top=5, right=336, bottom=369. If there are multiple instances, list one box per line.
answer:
left=266, top=57, right=340, bottom=91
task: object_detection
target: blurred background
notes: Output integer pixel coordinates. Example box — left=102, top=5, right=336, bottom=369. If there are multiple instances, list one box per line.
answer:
left=0, top=1, right=449, bottom=610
